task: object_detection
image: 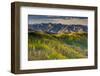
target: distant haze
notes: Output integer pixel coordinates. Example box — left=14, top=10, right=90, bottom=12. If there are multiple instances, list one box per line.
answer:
left=28, top=15, right=88, bottom=25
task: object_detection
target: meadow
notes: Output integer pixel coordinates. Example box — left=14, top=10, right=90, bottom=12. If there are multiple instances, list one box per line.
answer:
left=28, top=32, right=88, bottom=60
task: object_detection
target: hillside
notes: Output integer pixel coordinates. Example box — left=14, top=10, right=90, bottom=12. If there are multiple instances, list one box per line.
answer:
left=28, top=32, right=88, bottom=60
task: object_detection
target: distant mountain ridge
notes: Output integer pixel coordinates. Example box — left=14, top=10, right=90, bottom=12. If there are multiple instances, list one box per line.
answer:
left=28, top=23, right=88, bottom=34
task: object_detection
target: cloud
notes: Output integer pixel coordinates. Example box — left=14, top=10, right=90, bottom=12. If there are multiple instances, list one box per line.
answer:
left=54, top=18, right=88, bottom=25
left=28, top=15, right=88, bottom=25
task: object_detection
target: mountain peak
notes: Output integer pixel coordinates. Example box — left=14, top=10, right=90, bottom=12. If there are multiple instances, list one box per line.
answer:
left=28, top=23, right=88, bottom=34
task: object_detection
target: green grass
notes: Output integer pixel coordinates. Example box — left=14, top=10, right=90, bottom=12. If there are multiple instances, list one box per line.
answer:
left=28, top=32, right=88, bottom=61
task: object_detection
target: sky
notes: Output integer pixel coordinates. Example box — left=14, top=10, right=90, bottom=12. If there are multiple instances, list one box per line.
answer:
left=28, top=15, right=88, bottom=25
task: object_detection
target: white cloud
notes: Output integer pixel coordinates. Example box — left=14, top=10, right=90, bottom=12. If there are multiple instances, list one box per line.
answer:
left=29, top=18, right=88, bottom=25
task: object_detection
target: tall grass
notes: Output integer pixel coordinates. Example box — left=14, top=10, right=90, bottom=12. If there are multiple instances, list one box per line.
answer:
left=28, top=32, right=88, bottom=60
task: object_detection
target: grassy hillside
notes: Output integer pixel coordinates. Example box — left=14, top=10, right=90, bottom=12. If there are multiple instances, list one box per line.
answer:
left=28, top=32, right=88, bottom=61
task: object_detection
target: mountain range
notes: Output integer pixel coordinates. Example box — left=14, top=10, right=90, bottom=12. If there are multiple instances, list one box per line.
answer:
left=28, top=23, right=88, bottom=34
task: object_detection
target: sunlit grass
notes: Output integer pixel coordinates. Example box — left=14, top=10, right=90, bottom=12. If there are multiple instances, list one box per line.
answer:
left=28, top=32, right=88, bottom=60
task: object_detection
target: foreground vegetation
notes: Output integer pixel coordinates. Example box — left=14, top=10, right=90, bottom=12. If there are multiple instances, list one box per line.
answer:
left=28, top=32, right=88, bottom=60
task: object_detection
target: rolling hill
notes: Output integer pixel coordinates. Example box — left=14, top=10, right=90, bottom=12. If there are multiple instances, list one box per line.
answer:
left=28, top=31, right=88, bottom=60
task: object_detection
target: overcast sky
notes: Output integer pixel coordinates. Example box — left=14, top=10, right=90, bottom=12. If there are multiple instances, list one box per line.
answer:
left=28, top=15, right=88, bottom=25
